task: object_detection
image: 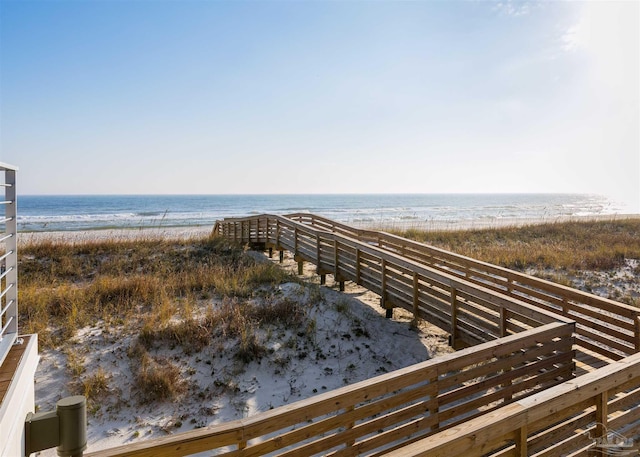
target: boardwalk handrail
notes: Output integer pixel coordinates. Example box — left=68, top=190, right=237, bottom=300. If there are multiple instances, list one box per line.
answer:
left=386, top=350, right=640, bottom=457
left=214, top=214, right=571, bottom=349
left=0, top=163, right=18, bottom=369
left=86, top=322, right=574, bottom=457
left=286, top=213, right=640, bottom=360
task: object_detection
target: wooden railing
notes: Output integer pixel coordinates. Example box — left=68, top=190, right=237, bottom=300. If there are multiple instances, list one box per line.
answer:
left=386, top=350, right=640, bottom=457
left=286, top=213, right=640, bottom=361
left=0, top=163, right=18, bottom=369
left=78, top=213, right=637, bottom=457
left=82, top=213, right=639, bottom=457
left=214, top=215, right=571, bottom=349
left=86, top=322, right=574, bottom=457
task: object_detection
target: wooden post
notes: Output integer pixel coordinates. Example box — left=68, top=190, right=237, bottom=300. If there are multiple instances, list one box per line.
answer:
left=294, top=227, right=299, bottom=256
left=500, top=306, right=508, bottom=338
left=276, top=219, right=280, bottom=246
left=334, top=239, right=339, bottom=279
left=268, top=247, right=273, bottom=258
left=380, top=258, right=387, bottom=309
left=595, top=390, right=608, bottom=439
left=429, top=374, right=439, bottom=431
left=279, top=250, right=284, bottom=263
left=316, top=234, right=321, bottom=264
left=412, top=273, right=419, bottom=325
left=635, top=316, right=640, bottom=353
left=502, top=353, right=513, bottom=402
left=345, top=405, right=356, bottom=447
left=256, top=218, right=259, bottom=243
left=450, top=288, right=458, bottom=347
left=515, top=425, right=527, bottom=456
left=320, top=274, right=326, bottom=285
left=355, top=248, right=361, bottom=284
left=265, top=217, right=269, bottom=244
left=298, top=261, right=304, bottom=276
left=381, top=259, right=393, bottom=318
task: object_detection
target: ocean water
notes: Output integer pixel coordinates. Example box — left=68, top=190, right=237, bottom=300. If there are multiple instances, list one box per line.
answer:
left=13, top=193, right=631, bottom=232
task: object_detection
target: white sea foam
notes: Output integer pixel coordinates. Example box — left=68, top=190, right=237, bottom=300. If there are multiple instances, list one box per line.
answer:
left=13, top=193, right=635, bottom=232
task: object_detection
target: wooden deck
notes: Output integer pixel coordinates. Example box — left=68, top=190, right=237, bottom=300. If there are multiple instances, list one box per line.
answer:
left=0, top=335, right=30, bottom=407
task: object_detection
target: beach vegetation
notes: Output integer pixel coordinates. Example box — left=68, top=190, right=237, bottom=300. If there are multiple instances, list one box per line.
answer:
left=393, top=218, right=640, bottom=272
left=81, top=367, right=109, bottom=401
left=129, top=343, right=186, bottom=403
left=18, top=235, right=295, bottom=349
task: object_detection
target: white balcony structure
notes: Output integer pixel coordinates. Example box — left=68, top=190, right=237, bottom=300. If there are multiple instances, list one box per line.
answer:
left=0, top=163, right=38, bottom=457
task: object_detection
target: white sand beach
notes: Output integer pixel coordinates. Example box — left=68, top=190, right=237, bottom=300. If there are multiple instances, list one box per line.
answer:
left=18, top=213, right=640, bottom=247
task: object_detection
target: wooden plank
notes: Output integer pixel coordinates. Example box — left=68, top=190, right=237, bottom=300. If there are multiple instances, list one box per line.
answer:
left=515, top=425, right=527, bottom=457
left=450, top=288, right=458, bottom=345
left=595, top=390, right=608, bottom=439
left=438, top=352, right=574, bottom=418
left=85, top=425, right=244, bottom=457
left=0, top=335, right=30, bottom=406
left=607, top=382, right=640, bottom=412
left=240, top=382, right=435, bottom=457
left=531, top=426, right=594, bottom=457
left=574, top=338, right=622, bottom=362
left=438, top=338, right=572, bottom=392
left=608, top=402, right=640, bottom=433
left=576, top=327, right=632, bottom=356
left=572, top=316, right=635, bottom=345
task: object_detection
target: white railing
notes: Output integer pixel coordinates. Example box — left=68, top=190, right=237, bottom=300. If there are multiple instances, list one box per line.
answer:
left=0, top=162, right=17, bottom=368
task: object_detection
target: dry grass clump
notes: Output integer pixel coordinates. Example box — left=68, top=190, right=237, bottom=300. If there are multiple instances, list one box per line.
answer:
left=125, top=296, right=310, bottom=402
left=395, top=218, right=640, bottom=272
left=19, top=235, right=295, bottom=348
left=137, top=296, right=307, bottom=362
left=128, top=342, right=186, bottom=403
left=81, top=367, right=109, bottom=401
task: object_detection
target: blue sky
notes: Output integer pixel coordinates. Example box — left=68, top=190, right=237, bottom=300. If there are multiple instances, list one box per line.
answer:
left=1, top=1, right=638, bottom=210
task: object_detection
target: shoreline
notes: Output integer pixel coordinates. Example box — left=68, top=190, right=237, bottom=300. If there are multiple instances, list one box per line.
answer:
left=17, top=213, right=640, bottom=245
left=353, top=213, right=640, bottom=232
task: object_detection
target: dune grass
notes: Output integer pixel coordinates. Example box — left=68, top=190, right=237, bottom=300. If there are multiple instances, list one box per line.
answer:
left=19, top=235, right=295, bottom=349
left=393, top=218, right=640, bottom=272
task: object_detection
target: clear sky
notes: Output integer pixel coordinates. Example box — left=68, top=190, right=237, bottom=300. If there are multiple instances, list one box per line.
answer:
left=1, top=1, right=638, bottom=210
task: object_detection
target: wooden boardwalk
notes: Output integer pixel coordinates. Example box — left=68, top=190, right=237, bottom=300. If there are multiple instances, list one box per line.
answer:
left=86, top=214, right=640, bottom=457
left=216, top=213, right=640, bottom=371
